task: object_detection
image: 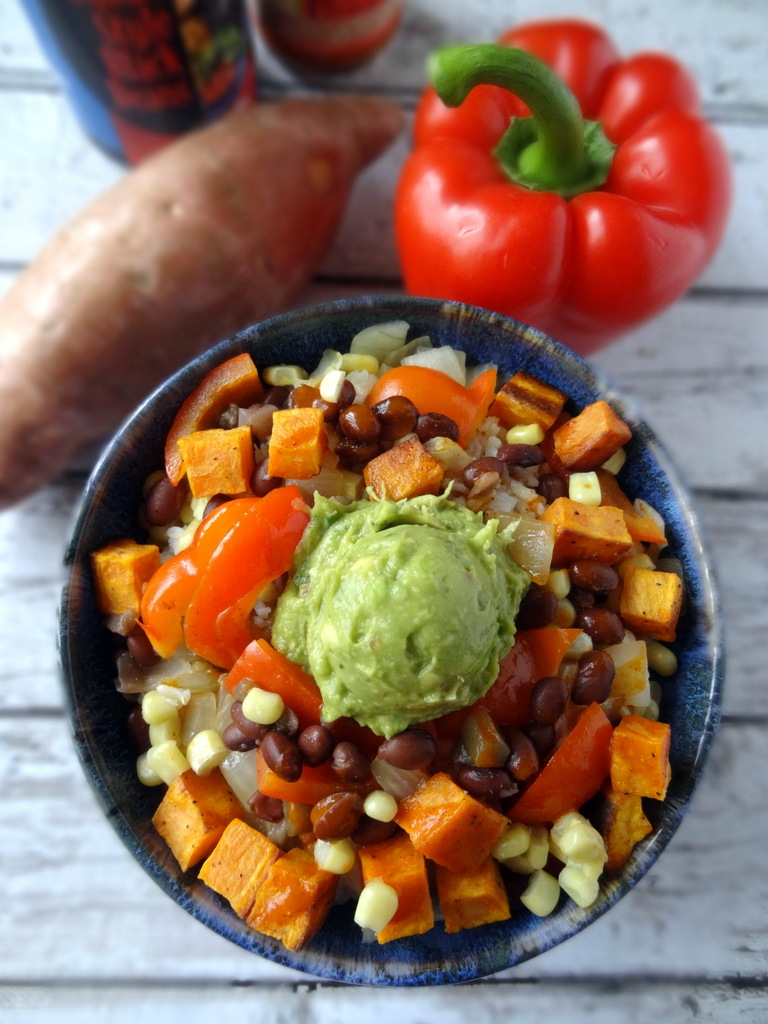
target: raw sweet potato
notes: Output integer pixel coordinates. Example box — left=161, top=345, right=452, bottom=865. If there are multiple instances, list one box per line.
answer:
left=0, top=96, right=404, bottom=508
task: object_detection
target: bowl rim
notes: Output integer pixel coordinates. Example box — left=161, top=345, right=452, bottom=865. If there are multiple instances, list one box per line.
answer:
left=59, top=296, right=725, bottom=986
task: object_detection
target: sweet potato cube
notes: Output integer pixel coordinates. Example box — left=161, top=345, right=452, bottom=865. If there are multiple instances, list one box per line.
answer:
left=358, top=832, right=434, bottom=943
left=610, top=714, right=671, bottom=801
left=435, top=857, right=511, bottom=933
left=541, top=498, right=633, bottom=565
left=594, top=784, right=653, bottom=873
left=596, top=470, right=667, bottom=545
left=552, top=400, right=632, bottom=472
left=199, top=818, right=282, bottom=917
left=363, top=436, right=443, bottom=501
left=92, top=538, right=160, bottom=615
left=177, top=425, right=255, bottom=497
left=246, top=847, right=338, bottom=951
left=152, top=768, right=242, bottom=871
left=619, top=565, right=684, bottom=642
left=395, top=772, right=509, bottom=873
left=267, top=407, right=328, bottom=480
left=490, top=370, right=567, bottom=430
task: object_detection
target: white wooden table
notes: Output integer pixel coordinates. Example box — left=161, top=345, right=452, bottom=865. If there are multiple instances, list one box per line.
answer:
left=1, top=1, right=767, bottom=1020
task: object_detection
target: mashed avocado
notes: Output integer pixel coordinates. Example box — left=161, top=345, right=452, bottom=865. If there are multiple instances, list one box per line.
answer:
left=271, top=493, right=529, bottom=738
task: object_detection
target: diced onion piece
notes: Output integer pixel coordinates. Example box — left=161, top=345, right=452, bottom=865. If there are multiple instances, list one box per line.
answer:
left=186, top=729, right=229, bottom=776
left=341, top=353, right=380, bottom=375
left=145, top=740, right=189, bottom=785
left=349, top=320, right=410, bottom=362
left=363, top=790, right=398, bottom=823
left=219, top=748, right=258, bottom=808
left=314, top=838, right=356, bottom=875
left=370, top=758, right=429, bottom=800
left=569, top=471, right=602, bottom=506
left=136, top=752, right=163, bottom=787
left=563, top=630, right=593, bottom=661
left=311, top=349, right=343, bottom=379
left=559, top=864, right=600, bottom=908
left=634, top=497, right=665, bottom=534
left=503, top=515, right=555, bottom=585
left=521, top=869, right=561, bottom=917
left=402, top=345, right=466, bottom=385
left=506, top=422, right=545, bottom=445
left=181, top=691, right=218, bottom=746
left=263, top=365, right=308, bottom=387
left=617, top=552, right=656, bottom=579
left=492, top=823, right=531, bottom=862
left=354, top=878, right=399, bottom=932
left=241, top=686, right=285, bottom=725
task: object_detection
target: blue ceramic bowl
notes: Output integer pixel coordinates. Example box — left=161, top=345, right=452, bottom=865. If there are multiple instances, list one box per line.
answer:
left=60, top=297, right=723, bottom=985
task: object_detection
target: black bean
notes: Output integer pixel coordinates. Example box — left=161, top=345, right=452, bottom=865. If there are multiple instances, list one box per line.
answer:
left=311, top=791, right=364, bottom=841
left=351, top=817, right=398, bottom=846
left=526, top=723, right=556, bottom=760
left=230, top=701, right=270, bottom=741
left=516, top=585, right=558, bottom=630
left=538, top=473, right=568, bottom=503
left=456, top=765, right=516, bottom=801
left=126, top=630, right=160, bottom=668
left=338, top=403, right=381, bottom=442
left=569, top=559, right=620, bottom=598
left=334, top=436, right=380, bottom=469
left=331, top=741, right=370, bottom=782
left=463, top=456, right=505, bottom=488
left=202, top=494, right=229, bottom=518
left=260, top=730, right=303, bottom=782
left=336, top=379, right=357, bottom=410
left=575, top=608, right=625, bottom=646
left=504, top=727, right=539, bottom=781
left=272, top=706, right=300, bottom=738
left=248, top=791, right=284, bottom=822
left=287, top=384, right=322, bottom=408
left=251, top=458, right=282, bottom=497
left=497, top=443, right=544, bottom=467
left=297, top=724, right=335, bottom=767
left=569, top=587, right=597, bottom=612
left=572, top=650, right=616, bottom=705
left=530, top=675, right=569, bottom=726
left=145, top=475, right=185, bottom=526
left=263, top=385, right=290, bottom=407
left=371, top=395, right=418, bottom=440
left=415, top=412, right=459, bottom=443
left=126, top=706, right=150, bottom=752
left=377, top=729, right=436, bottom=770
left=222, top=722, right=257, bottom=752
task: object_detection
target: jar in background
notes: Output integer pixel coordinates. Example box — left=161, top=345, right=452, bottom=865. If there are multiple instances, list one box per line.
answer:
left=253, top=0, right=404, bottom=74
left=19, top=0, right=257, bottom=165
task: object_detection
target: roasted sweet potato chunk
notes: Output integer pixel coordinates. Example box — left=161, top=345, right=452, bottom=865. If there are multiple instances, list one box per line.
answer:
left=151, top=768, right=241, bottom=871
left=610, top=714, right=672, bottom=801
left=363, top=436, right=444, bottom=500
left=358, top=832, right=434, bottom=943
left=92, top=539, right=160, bottom=616
left=199, top=818, right=282, bottom=916
left=435, top=857, right=511, bottom=933
left=541, top=498, right=633, bottom=565
left=552, top=400, right=632, bottom=471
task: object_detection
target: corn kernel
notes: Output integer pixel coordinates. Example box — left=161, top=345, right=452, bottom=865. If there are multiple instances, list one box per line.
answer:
left=319, top=369, right=347, bottom=404
left=149, top=718, right=181, bottom=746
left=363, top=790, right=398, bottom=823
left=492, top=822, right=531, bottom=862
left=145, top=740, right=189, bottom=785
left=646, top=640, right=678, bottom=677
left=551, top=812, right=606, bottom=865
left=553, top=597, right=576, bottom=628
left=141, top=690, right=179, bottom=725
left=506, top=825, right=550, bottom=874
left=601, top=447, right=627, bottom=475
left=545, top=568, right=571, bottom=600
left=520, top=869, right=561, bottom=917
left=341, top=353, right=380, bottom=374
left=241, top=686, right=285, bottom=725
left=136, top=752, right=163, bottom=787
left=263, top=365, right=309, bottom=387
left=314, top=838, right=356, bottom=875
left=569, top=471, right=602, bottom=507
left=559, top=864, right=600, bottom=908
left=354, top=878, right=399, bottom=932
left=186, top=728, right=228, bottom=776
left=505, top=422, right=545, bottom=445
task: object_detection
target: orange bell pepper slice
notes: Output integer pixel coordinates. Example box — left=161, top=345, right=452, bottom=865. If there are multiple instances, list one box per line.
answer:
left=164, top=353, right=263, bottom=485
left=366, top=365, right=496, bottom=446
left=508, top=702, right=613, bottom=824
left=225, top=638, right=323, bottom=730
left=256, top=749, right=376, bottom=805
left=183, top=487, right=310, bottom=669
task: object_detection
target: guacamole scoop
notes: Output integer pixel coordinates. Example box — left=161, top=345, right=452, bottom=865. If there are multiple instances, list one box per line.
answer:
left=271, top=494, right=529, bottom=738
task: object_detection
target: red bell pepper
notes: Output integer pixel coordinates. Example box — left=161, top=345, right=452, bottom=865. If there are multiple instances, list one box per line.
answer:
left=140, top=487, right=309, bottom=667
left=395, top=18, right=731, bottom=354
left=508, top=701, right=613, bottom=824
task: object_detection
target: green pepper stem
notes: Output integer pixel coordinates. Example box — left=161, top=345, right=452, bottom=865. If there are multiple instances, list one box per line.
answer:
left=429, top=44, right=614, bottom=197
